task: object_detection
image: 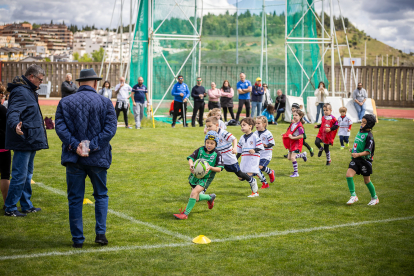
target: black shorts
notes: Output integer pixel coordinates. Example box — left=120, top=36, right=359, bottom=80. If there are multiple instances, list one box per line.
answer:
left=349, top=158, right=373, bottom=176
left=0, top=150, right=11, bottom=180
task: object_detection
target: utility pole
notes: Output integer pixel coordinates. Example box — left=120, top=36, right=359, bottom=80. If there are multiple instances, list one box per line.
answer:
left=392, top=55, right=394, bottom=66
left=364, top=40, right=366, bottom=66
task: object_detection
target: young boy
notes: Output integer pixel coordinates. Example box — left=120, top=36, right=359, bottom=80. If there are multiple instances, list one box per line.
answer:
left=255, top=116, right=275, bottom=188
left=338, top=107, right=353, bottom=149
left=314, top=103, right=338, bottom=165
left=205, top=117, right=258, bottom=192
left=237, top=117, right=264, bottom=197
left=345, top=114, right=378, bottom=205
left=299, top=104, right=310, bottom=124
left=173, top=131, right=224, bottom=220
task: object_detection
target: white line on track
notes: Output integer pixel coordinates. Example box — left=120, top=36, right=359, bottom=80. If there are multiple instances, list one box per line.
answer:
left=1, top=216, right=413, bottom=261
left=35, top=182, right=192, bottom=242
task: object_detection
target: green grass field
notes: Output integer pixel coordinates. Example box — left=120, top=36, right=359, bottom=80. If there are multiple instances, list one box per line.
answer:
left=1, top=108, right=414, bottom=275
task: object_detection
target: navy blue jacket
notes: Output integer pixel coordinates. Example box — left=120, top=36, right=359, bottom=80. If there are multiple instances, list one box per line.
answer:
left=55, top=85, right=117, bottom=169
left=251, top=85, right=264, bottom=102
left=5, top=75, right=49, bottom=151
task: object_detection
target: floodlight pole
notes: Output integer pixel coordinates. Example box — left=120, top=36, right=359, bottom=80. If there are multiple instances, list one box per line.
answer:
left=148, top=0, right=153, bottom=118
left=330, top=0, right=335, bottom=96
left=260, top=0, right=264, bottom=80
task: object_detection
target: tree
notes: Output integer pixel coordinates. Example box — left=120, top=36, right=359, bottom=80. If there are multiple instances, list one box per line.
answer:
left=51, top=20, right=53, bottom=25
left=91, top=48, right=105, bottom=62
left=79, top=53, right=93, bottom=62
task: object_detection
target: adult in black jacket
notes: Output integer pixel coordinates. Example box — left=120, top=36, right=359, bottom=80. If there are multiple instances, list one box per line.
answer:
left=0, top=85, right=10, bottom=210
left=191, top=77, right=206, bottom=127
left=61, top=73, right=78, bottom=98
left=274, top=89, right=286, bottom=125
left=4, top=64, right=48, bottom=217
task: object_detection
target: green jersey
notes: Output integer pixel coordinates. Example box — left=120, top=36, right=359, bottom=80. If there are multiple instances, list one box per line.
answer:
left=187, top=146, right=224, bottom=188
left=352, top=130, right=375, bottom=161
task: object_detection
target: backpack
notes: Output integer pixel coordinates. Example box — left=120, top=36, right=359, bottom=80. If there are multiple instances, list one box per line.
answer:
left=44, top=116, right=54, bottom=129
left=227, top=119, right=237, bottom=126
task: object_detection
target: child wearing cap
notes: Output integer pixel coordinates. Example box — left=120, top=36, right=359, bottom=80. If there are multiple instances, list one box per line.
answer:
left=345, top=114, right=378, bottom=206
left=251, top=77, right=264, bottom=118
left=173, top=131, right=224, bottom=220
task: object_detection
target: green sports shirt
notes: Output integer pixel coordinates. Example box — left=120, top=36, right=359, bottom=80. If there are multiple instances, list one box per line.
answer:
left=187, top=146, right=224, bottom=188
left=352, top=130, right=375, bottom=161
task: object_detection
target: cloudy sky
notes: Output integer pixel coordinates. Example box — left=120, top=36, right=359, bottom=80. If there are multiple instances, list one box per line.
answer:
left=0, top=0, right=413, bottom=53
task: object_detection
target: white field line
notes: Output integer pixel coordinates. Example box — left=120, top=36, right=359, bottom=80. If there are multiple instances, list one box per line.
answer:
left=35, top=182, right=192, bottom=242
left=1, top=216, right=413, bottom=261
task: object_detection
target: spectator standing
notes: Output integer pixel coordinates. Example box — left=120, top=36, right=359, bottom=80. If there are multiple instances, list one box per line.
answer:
left=4, top=64, right=49, bottom=217
left=251, top=77, right=264, bottom=117
left=235, top=73, right=252, bottom=122
left=98, top=81, right=112, bottom=99
left=131, top=77, right=149, bottom=129
left=191, top=77, right=206, bottom=127
left=55, top=68, right=117, bottom=248
left=0, top=85, right=11, bottom=210
left=207, top=82, right=221, bottom=110
left=314, top=81, right=329, bottom=123
left=262, top=83, right=273, bottom=110
left=114, top=76, right=133, bottom=129
left=353, top=82, right=368, bottom=122
left=220, top=80, right=235, bottom=122
left=171, top=75, right=190, bottom=128
left=274, top=89, right=286, bottom=125
left=61, top=73, right=78, bottom=98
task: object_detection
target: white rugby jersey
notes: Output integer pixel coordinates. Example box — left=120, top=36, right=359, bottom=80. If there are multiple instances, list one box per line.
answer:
left=217, top=128, right=238, bottom=165
left=254, top=129, right=274, bottom=161
left=237, top=133, right=264, bottom=174
left=338, top=115, right=352, bottom=136
left=219, top=120, right=227, bottom=130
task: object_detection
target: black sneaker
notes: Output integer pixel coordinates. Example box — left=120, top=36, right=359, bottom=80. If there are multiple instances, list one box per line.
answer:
left=274, top=122, right=278, bottom=125
left=72, top=243, right=83, bottom=248
left=326, top=160, right=331, bottom=165
left=283, top=154, right=288, bottom=158
left=5, top=210, right=27, bottom=217
left=171, top=124, right=175, bottom=128
left=318, top=150, right=323, bottom=157
left=310, top=148, right=314, bottom=157
left=22, top=207, right=41, bottom=213
left=95, top=234, right=108, bottom=245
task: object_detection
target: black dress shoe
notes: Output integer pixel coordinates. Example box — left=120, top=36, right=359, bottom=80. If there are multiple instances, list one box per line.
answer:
left=72, top=243, right=83, bottom=248
left=95, top=234, right=108, bottom=245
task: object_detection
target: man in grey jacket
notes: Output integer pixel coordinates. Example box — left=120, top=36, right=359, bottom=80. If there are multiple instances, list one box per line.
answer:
left=61, top=73, right=78, bottom=98
left=353, top=82, right=368, bottom=122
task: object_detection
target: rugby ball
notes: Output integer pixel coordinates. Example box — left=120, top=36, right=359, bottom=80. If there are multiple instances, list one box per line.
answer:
left=193, top=159, right=209, bottom=179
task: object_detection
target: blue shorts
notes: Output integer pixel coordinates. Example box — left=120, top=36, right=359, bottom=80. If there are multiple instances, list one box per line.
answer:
left=259, top=159, right=270, bottom=167
left=224, top=163, right=240, bottom=173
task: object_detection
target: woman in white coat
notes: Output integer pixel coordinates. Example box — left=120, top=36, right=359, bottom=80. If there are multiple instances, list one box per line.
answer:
left=314, top=81, right=329, bottom=123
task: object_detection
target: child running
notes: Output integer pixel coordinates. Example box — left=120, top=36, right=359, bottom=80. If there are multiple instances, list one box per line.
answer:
left=345, top=114, right=378, bottom=205
left=254, top=116, right=275, bottom=188
left=282, top=110, right=306, bottom=177
left=205, top=117, right=259, bottom=193
left=237, top=117, right=264, bottom=197
left=173, top=131, right=224, bottom=220
left=314, top=103, right=338, bottom=165
left=204, top=108, right=226, bottom=134
left=338, top=107, right=353, bottom=149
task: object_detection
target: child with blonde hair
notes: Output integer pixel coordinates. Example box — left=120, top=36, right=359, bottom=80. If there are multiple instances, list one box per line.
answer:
left=204, top=108, right=226, bottom=134
left=254, top=116, right=275, bottom=188
left=338, top=107, right=353, bottom=149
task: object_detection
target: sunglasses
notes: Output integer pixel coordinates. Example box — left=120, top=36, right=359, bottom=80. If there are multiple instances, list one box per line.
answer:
left=178, top=78, right=183, bottom=80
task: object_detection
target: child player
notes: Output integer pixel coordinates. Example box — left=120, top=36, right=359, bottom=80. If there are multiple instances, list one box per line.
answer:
left=345, top=114, right=378, bottom=205
left=314, top=103, right=338, bottom=165
left=254, top=116, right=275, bottom=188
left=173, top=131, right=224, bottom=220
left=282, top=110, right=306, bottom=177
left=205, top=117, right=259, bottom=193
left=204, top=108, right=226, bottom=134
left=284, top=103, right=314, bottom=158
left=338, top=107, right=353, bottom=149
left=237, top=117, right=264, bottom=197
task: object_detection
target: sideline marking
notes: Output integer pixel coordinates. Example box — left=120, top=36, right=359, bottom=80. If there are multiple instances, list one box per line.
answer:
left=1, top=216, right=413, bottom=261
left=35, top=182, right=192, bottom=242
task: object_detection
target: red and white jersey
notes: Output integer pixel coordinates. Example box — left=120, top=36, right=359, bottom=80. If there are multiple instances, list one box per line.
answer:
left=237, top=133, right=264, bottom=174
left=338, top=115, right=352, bottom=136
left=217, top=128, right=237, bottom=165
left=254, top=129, right=274, bottom=161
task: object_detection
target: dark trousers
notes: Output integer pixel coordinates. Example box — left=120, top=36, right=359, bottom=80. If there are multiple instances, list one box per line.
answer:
left=115, top=103, right=129, bottom=127
left=172, top=101, right=187, bottom=126
left=236, top=99, right=250, bottom=121
left=222, top=107, right=234, bottom=122
left=339, top=135, right=350, bottom=147
left=208, top=101, right=220, bottom=110
left=192, top=101, right=205, bottom=126
left=315, top=137, right=330, bottom=152
left=275, top=107, right=285, bottom=122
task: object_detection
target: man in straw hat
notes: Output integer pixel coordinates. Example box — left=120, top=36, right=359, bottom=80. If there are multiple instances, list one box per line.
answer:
left=55, top=68, right=117, bottom=248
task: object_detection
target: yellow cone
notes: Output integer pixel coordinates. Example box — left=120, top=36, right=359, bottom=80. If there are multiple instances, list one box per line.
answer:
left=83, top=198, right=93, bottom=204
left=192, top=235, right=211, bottom=244
left=31, top=179, right=35, bottom=184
